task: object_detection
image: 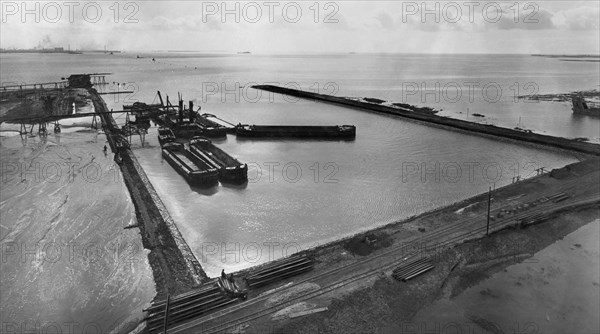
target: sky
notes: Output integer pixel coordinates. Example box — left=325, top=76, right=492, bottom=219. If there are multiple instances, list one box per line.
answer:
left=1, top=0, right=599, bottom=54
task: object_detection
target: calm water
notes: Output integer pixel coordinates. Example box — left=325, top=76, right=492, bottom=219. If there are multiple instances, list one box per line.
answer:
left=0, top=54, right=595, bottom=289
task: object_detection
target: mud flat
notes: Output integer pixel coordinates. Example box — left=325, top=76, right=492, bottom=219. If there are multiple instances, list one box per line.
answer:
left=89, top=89, right=208, bottom=299
left=253, top=85, right=600, bottom=156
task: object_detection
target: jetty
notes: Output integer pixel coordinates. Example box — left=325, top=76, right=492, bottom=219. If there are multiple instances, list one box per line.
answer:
left=252, top=85, right=600, bottom=155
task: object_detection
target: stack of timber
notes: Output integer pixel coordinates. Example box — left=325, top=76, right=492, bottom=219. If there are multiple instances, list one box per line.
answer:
left=144, top=282, right=238, bottom=333
left=245, top=255, right=313, bottom=288
left=189, top=137, right=248, bottom=183
left=392, top=257, right=434, bottom=281
left=161, top=143, right=219, bottom=187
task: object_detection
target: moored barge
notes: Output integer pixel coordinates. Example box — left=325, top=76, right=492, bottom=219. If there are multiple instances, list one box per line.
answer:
left=161, top=143, right=219, bottom=187
left=189, top=137, right=248, bottom=183
left=235, top=124, right=356, bottom=139
left=157, top=127, right=176, bottom=146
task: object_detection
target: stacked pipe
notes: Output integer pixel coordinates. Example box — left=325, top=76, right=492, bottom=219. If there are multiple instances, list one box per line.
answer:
left=245, top=255, right=313, bottom=288
left=145, top=282, right=237, bottom=333
left=392, top=257, right=434, bottom=282
left=519, top=212, right=551, bottom=227
left=548, top=192, right=569, bottom=203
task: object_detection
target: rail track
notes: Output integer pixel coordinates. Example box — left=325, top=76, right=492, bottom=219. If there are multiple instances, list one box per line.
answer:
left=166, top=175, right=599, bottom=333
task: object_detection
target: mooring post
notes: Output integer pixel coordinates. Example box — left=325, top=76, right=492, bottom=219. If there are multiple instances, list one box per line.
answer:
left=486, top=186, right=491, bottom=236
left=163, top=294, right=171, bottom=334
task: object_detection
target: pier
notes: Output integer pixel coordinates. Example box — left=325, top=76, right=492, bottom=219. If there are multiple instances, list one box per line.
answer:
left=252, top=85, right=600, bottom=156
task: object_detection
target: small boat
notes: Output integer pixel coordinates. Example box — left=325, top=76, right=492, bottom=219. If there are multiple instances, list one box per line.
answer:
left=235, top=125, right=356, bottom=139
left=194, top=114, right=227, bottom=138
left=157, top=127, right=176, bottom=146
left=190, top=137, right=248, bottom=183
left=161, top=142, right=219, bottom=187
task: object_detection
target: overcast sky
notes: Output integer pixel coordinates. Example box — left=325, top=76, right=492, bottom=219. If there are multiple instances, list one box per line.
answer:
left=1, top=1, right=599, bottom=54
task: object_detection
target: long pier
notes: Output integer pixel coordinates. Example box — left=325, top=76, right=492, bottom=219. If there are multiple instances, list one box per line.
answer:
left=89, top=88, right=209, bottom=300
left=253, top=85, right=600, bottom=156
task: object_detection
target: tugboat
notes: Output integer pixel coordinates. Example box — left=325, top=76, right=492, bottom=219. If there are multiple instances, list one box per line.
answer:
left=189, top=137, right=248, bottom=183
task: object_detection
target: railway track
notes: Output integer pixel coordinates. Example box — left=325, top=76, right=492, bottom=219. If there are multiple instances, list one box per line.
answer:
left=167, top=183, right=599, bottom=333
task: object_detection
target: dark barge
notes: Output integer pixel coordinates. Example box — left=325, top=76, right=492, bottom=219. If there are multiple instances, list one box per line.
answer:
left=157, top=127, right=176, bottom=146
left=189, top=137, right=248, bottom=183
left=161, top=143, right=219, bottom=187
left=235, top=124, right=356, bottom=139
left=194, top=114, right=228, bottom=138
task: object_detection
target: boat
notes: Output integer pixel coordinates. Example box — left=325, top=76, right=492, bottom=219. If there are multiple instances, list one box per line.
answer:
left=189, top=137, right=248, bottom=183
left=194, top=114, right=227, bottom=138
left=157, top=127, right=176, bottom=146
left=161, top=114, right=204, bottom=139
left=235, top=125, right=356, bottom=139
left=161, top=142, right=219, bottom=187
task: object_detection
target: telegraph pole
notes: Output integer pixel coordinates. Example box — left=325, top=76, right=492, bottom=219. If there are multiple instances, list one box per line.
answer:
left=486, top=186, right=491, bottom=236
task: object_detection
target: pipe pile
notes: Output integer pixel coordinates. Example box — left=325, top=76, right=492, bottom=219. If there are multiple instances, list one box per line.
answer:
left=145, top=282, right=237, bottom=333
left=392, top=257, right=434, bottom=282
left=245, top=255, right=313, bottom=288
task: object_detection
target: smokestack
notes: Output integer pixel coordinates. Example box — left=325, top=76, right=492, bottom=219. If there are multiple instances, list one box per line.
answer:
left=178, top=99, right=183, bottom=124
left=189, top=101, right=194, bottom=122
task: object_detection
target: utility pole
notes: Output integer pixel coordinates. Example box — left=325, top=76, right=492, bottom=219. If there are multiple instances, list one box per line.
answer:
left=163, top=294, right=170, bottom=334
left=486, top=186, right=491, bottom=236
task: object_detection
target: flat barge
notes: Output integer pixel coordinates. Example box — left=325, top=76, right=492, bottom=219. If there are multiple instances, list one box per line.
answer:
left=195, top=114, right=228, bottom=138
left=161, top=143, right=219, bottom=187
left=189, top=137, right=248, bottom=183
left=235, top=124, right=356, bottom=139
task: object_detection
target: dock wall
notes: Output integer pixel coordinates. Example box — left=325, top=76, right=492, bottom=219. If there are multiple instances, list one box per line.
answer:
left=253, top=85, right=600, bottom=156
left=89, top=89, right=208, bottom=299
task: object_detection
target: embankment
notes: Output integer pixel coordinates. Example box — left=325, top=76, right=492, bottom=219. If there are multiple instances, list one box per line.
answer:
left=253, top=85, right=600, bottom=156
left=89, top=88, right=208, bottom=299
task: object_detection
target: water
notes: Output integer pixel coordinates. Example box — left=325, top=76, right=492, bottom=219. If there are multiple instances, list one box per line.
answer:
left=412, top=220, right=600, bottom=333
left=0, top=53, right=596, bottom=325
left=0, top=132, right=156, bottom=333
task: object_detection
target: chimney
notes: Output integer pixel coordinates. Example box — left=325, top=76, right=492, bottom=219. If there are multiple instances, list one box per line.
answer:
left=189, top=101, right=195, bottom=122
left=178, top=99, right=184, bottom=123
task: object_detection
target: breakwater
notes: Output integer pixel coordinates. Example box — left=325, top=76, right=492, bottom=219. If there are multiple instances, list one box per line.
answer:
left=89, top=89, right=208, bottom=299
left=253, top=85, right=600, bottom=156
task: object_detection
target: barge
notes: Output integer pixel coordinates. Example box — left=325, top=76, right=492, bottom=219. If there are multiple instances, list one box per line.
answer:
left=195, top=114, right=228, bottom=138
left=189, top=137, right=248, bottom=183
left=235, top=124, right=356, bottom=139
left=161, top=143, right=219, bottom=187
left=157, top=127, right=176, bottom=146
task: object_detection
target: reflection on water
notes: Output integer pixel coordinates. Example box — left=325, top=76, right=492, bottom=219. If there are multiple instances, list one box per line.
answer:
left=413, top=220, right=600, bottom=334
